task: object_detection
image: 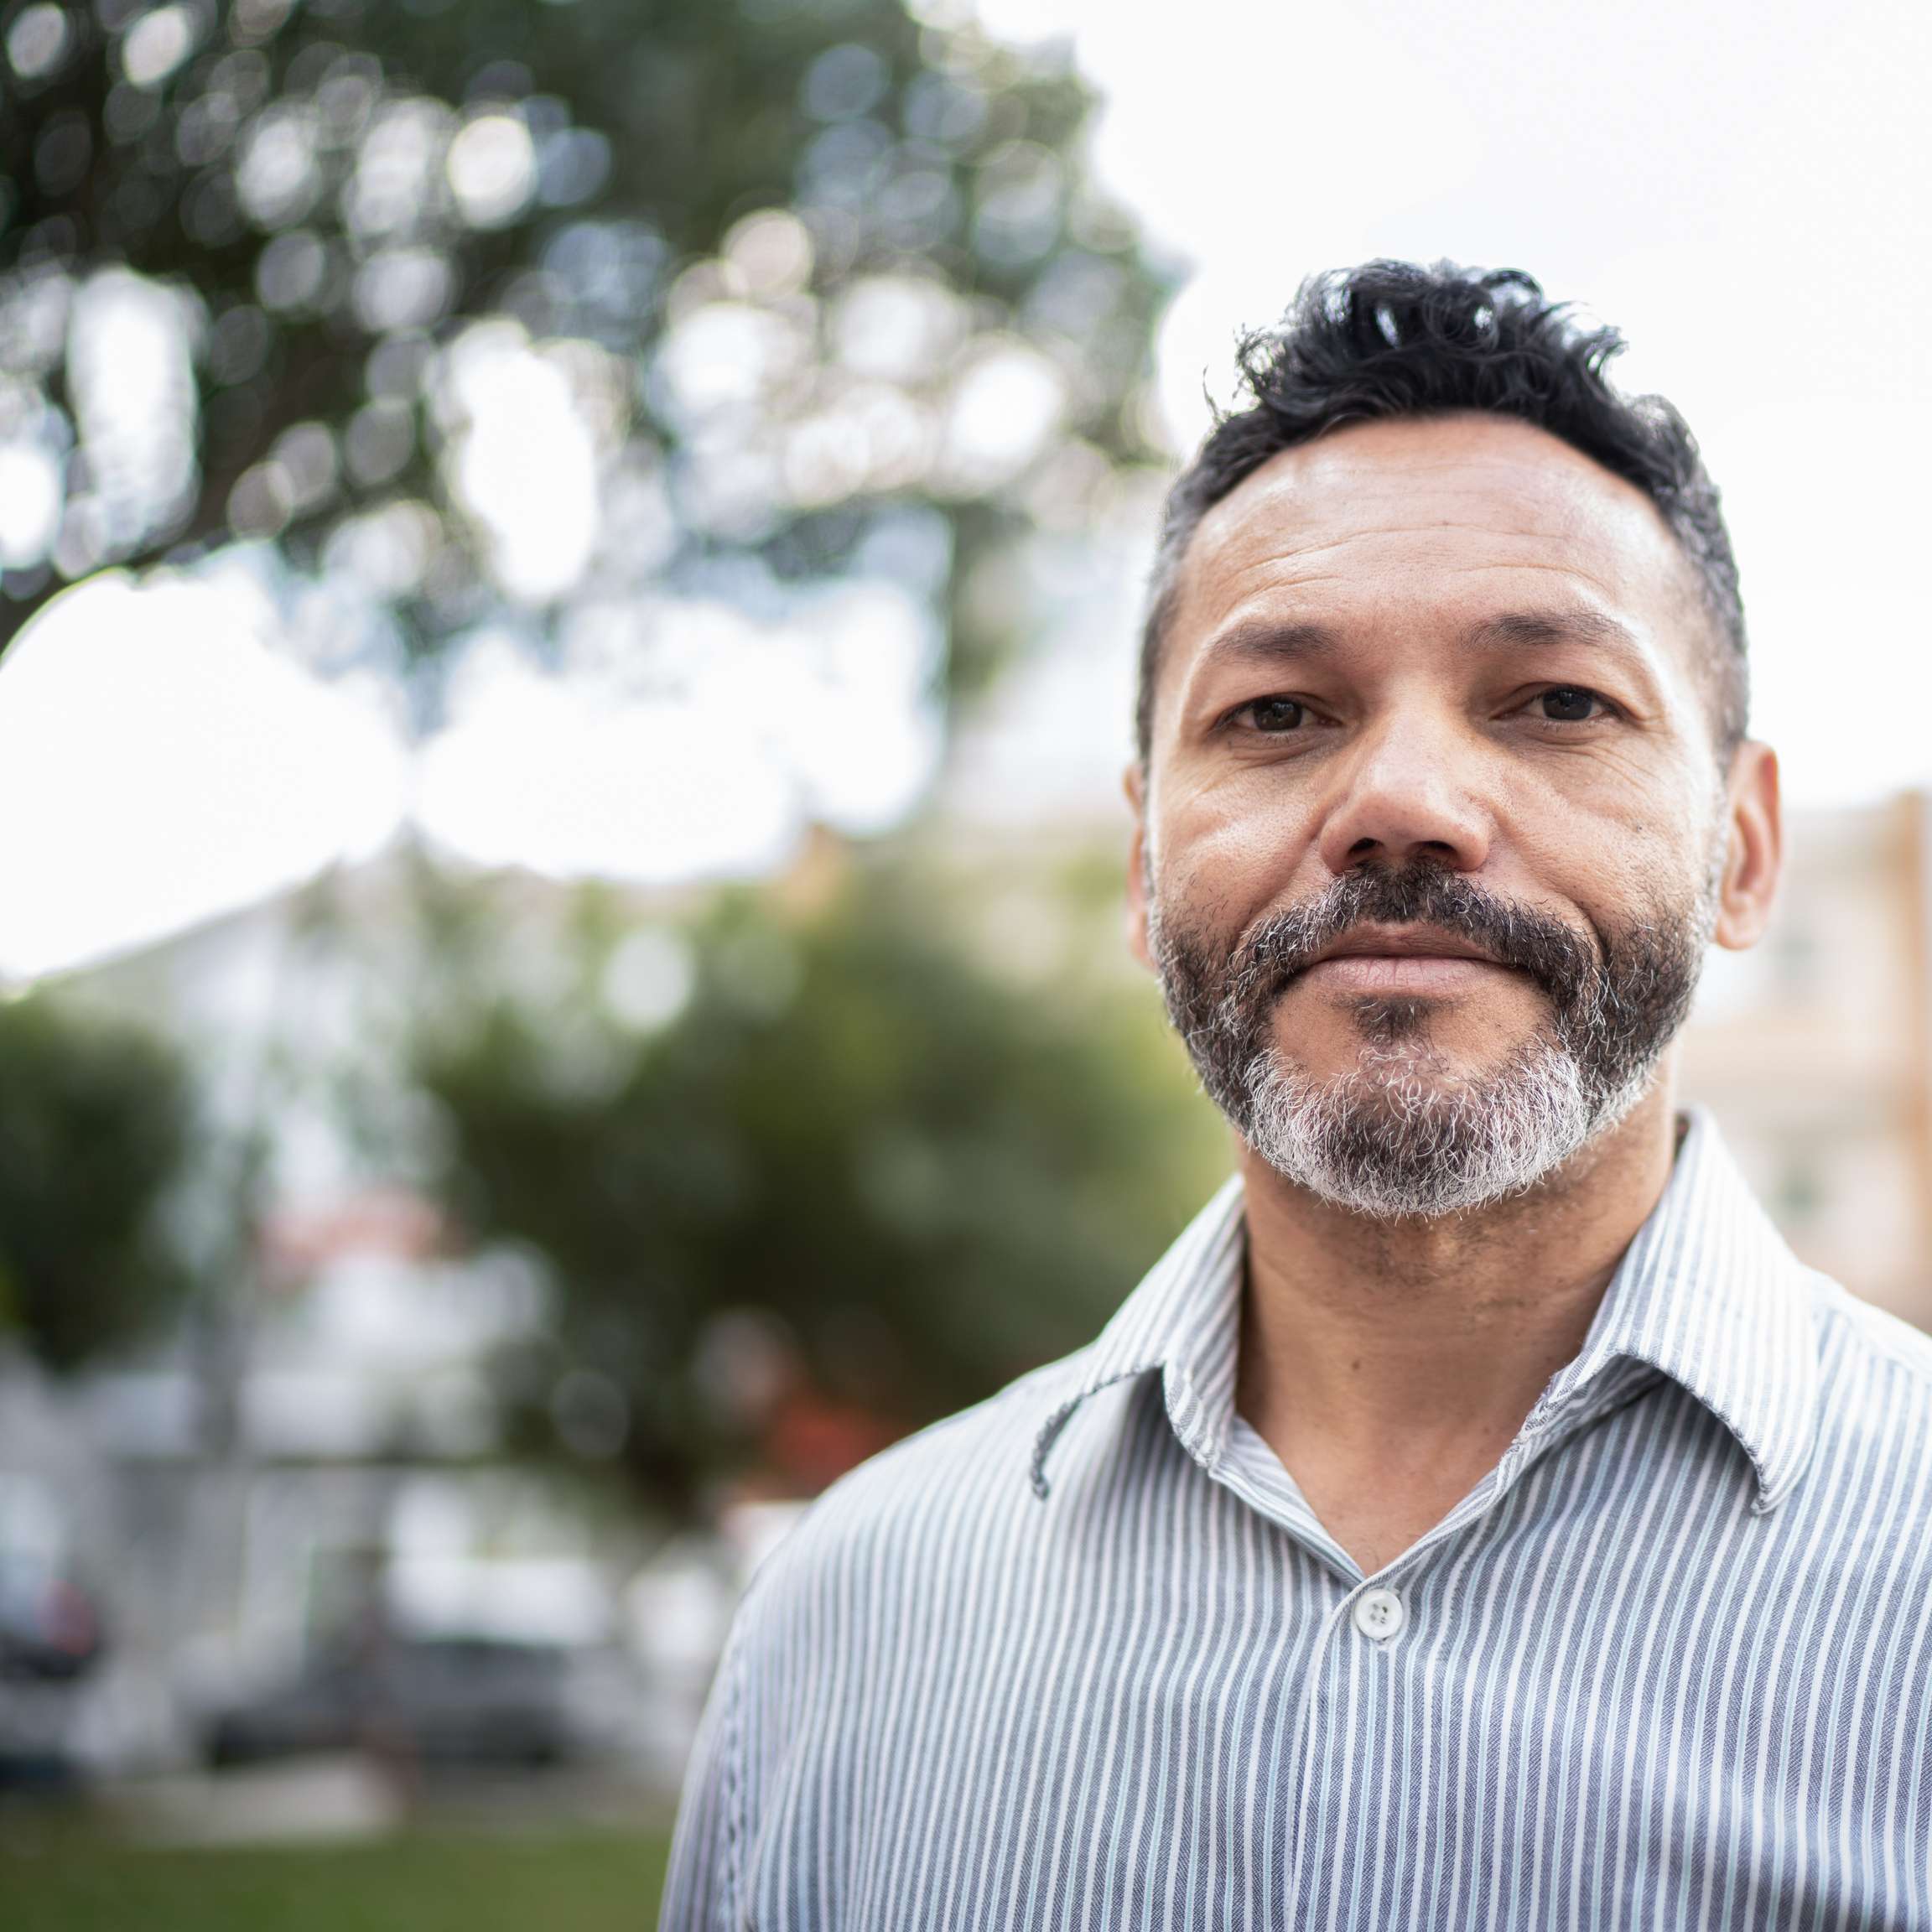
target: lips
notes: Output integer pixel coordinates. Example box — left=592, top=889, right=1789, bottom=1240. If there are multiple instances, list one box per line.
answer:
left=1305, top=925, right=1511, bottom=970
left=1287, top=923, right=1524, bottom=1000
left=1218, top=865, right=1592, bottom=1023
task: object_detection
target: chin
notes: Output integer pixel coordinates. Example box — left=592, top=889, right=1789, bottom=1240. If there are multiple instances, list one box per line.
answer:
left=1280, top=997, right=1521, bottom=1088
left=1237, top=1016, right=1665, bottom=1219
left=1242, top=1036, right=1598, bottom=1218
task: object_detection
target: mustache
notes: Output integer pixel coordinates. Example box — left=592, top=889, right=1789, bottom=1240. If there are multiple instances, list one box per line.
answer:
left=1225, top=864, right=1600, bottom=1010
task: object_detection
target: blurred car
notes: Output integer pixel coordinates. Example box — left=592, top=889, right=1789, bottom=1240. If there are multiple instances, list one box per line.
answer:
left=0, top=1561, right=104, bottom=1682
left=0, top=1518, right=109, bottom=1788
left=202, top=1632, right=631, bottom=1769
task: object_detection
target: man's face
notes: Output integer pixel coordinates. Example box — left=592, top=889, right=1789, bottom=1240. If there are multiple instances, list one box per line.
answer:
left=1128, top=412, right=1779, bottom=1216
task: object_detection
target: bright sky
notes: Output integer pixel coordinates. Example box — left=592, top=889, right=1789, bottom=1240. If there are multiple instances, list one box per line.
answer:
left=0, top=560, right=941, bottom=979
left=0, top=568, right=408, bottom=980
left=3, top=0, right=1928, bottom=981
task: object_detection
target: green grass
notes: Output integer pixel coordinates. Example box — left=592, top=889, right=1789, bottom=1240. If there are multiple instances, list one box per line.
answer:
left=0, top=1826, right=673, bottom=1932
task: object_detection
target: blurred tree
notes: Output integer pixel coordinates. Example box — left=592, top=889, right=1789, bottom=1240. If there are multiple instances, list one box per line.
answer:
left=0, top=989, right=197, bottom=1369
left=408, top=851, right=1228, bottom=1517
left=0, top=0, right=1171, bottom=710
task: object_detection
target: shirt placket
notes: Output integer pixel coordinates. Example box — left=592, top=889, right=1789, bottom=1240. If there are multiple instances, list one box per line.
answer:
left=1213, top=1374, right=1664, bottom=1926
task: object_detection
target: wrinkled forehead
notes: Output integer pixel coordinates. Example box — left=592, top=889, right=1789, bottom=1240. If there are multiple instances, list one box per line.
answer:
left=1168, top=413, right=1705, bottom=648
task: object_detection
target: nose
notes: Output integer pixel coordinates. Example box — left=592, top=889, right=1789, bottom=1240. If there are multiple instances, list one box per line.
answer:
left=1313, top=711, right=1493, bottom=877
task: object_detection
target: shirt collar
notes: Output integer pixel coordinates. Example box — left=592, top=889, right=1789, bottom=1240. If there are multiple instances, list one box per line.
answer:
left=1028, top=1106, right=1820, bottom=1513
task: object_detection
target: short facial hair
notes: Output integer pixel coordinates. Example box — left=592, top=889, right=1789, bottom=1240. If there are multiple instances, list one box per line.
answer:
left=1146, top=854, right=1719, bottom=1218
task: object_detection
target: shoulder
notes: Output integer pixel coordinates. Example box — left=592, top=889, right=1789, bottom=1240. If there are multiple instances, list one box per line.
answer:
left=1810, top=1270, right=1932, bottom=1396
left=729, top=1349, right=1092, bottom=1639
left=1801, top=1270, right=1932, bottom=1507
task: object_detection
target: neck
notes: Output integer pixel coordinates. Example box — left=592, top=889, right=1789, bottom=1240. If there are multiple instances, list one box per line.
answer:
left=1233, top=1074, right=1682, bottom=1545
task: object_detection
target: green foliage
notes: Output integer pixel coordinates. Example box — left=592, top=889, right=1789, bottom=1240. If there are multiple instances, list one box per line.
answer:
left=0, top=0, right=1171, bottom=704
left=412, top=853, right=1228, bottom=1515
left=0, top=989, right=196, bottom=1369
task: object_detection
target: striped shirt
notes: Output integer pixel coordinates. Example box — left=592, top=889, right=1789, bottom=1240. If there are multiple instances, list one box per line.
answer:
left=659, top=1108, right=1932, bottom=1929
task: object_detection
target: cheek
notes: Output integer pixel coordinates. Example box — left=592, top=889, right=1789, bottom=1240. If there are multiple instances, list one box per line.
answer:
left=1156, top=782, right=1325, bottom=925
left=1502, top=777, right=1709, bottom=932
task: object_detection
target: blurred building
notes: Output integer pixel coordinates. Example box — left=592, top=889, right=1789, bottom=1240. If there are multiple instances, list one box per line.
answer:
left=55, top=1192, right=652, bottom=1779
left=1, top=856, right=776, bottom=1790
left=1680, top=792, right=1932, bottom=1328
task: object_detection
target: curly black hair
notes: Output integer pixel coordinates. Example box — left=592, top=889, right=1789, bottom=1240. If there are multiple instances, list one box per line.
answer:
left=1135, top=261, right=1747, bottom=765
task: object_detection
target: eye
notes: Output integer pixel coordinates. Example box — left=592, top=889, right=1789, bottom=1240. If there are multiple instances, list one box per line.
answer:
left=1234, top=696, right=1307, bottom=733
left=1535, top=686, right=1611, bottom=723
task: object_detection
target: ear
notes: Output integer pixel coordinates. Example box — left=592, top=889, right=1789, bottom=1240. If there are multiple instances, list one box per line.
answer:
left=1712, top=741, right=1782, bottom=950
left=1124, top=761, right=1155, bottom=974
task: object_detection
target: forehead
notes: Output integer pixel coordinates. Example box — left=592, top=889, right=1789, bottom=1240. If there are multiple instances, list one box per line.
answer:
left=1170, top=413, right=1702, bottom=649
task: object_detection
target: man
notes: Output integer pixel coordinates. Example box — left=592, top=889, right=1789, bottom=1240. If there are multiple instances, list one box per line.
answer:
left=659, top=262, right=1932, bottom=1929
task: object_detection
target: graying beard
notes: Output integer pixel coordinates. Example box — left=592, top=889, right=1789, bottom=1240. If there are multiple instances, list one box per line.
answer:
left=1239, top=1026, right=1649, bottom=1219
left=1146, top=831, right=1724, bottom=1220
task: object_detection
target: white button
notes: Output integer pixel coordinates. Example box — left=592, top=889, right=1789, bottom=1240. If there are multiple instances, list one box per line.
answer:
left=1353, top=1587, right=1405, bottom=1641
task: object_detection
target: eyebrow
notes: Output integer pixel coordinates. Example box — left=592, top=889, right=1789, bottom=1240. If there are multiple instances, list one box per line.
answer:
left=1192, top=618, right=1341, bottom=673
left=1462, top=608, right=1646, bottom=656
left=1193, top=605, right=1646, bottom=678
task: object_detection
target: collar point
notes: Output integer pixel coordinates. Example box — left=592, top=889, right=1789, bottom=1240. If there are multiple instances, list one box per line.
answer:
left=1748, top=1448, right=1815, bottom=1518
left=1027, top=1393, right=1084, bottom=1502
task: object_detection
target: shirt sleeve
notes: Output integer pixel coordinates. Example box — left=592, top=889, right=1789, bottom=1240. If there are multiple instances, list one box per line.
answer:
left=657, top=1629, right=744, bottom=1932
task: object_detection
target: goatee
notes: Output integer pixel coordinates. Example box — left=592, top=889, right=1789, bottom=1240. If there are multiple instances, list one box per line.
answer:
left=1146, top=860, right=1714, bottom=1218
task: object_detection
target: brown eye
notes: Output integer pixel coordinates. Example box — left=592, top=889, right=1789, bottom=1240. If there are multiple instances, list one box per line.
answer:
left=1246, top=698, right=1306, bottom=732
left=1539, top=687, right=1600, bottom=722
